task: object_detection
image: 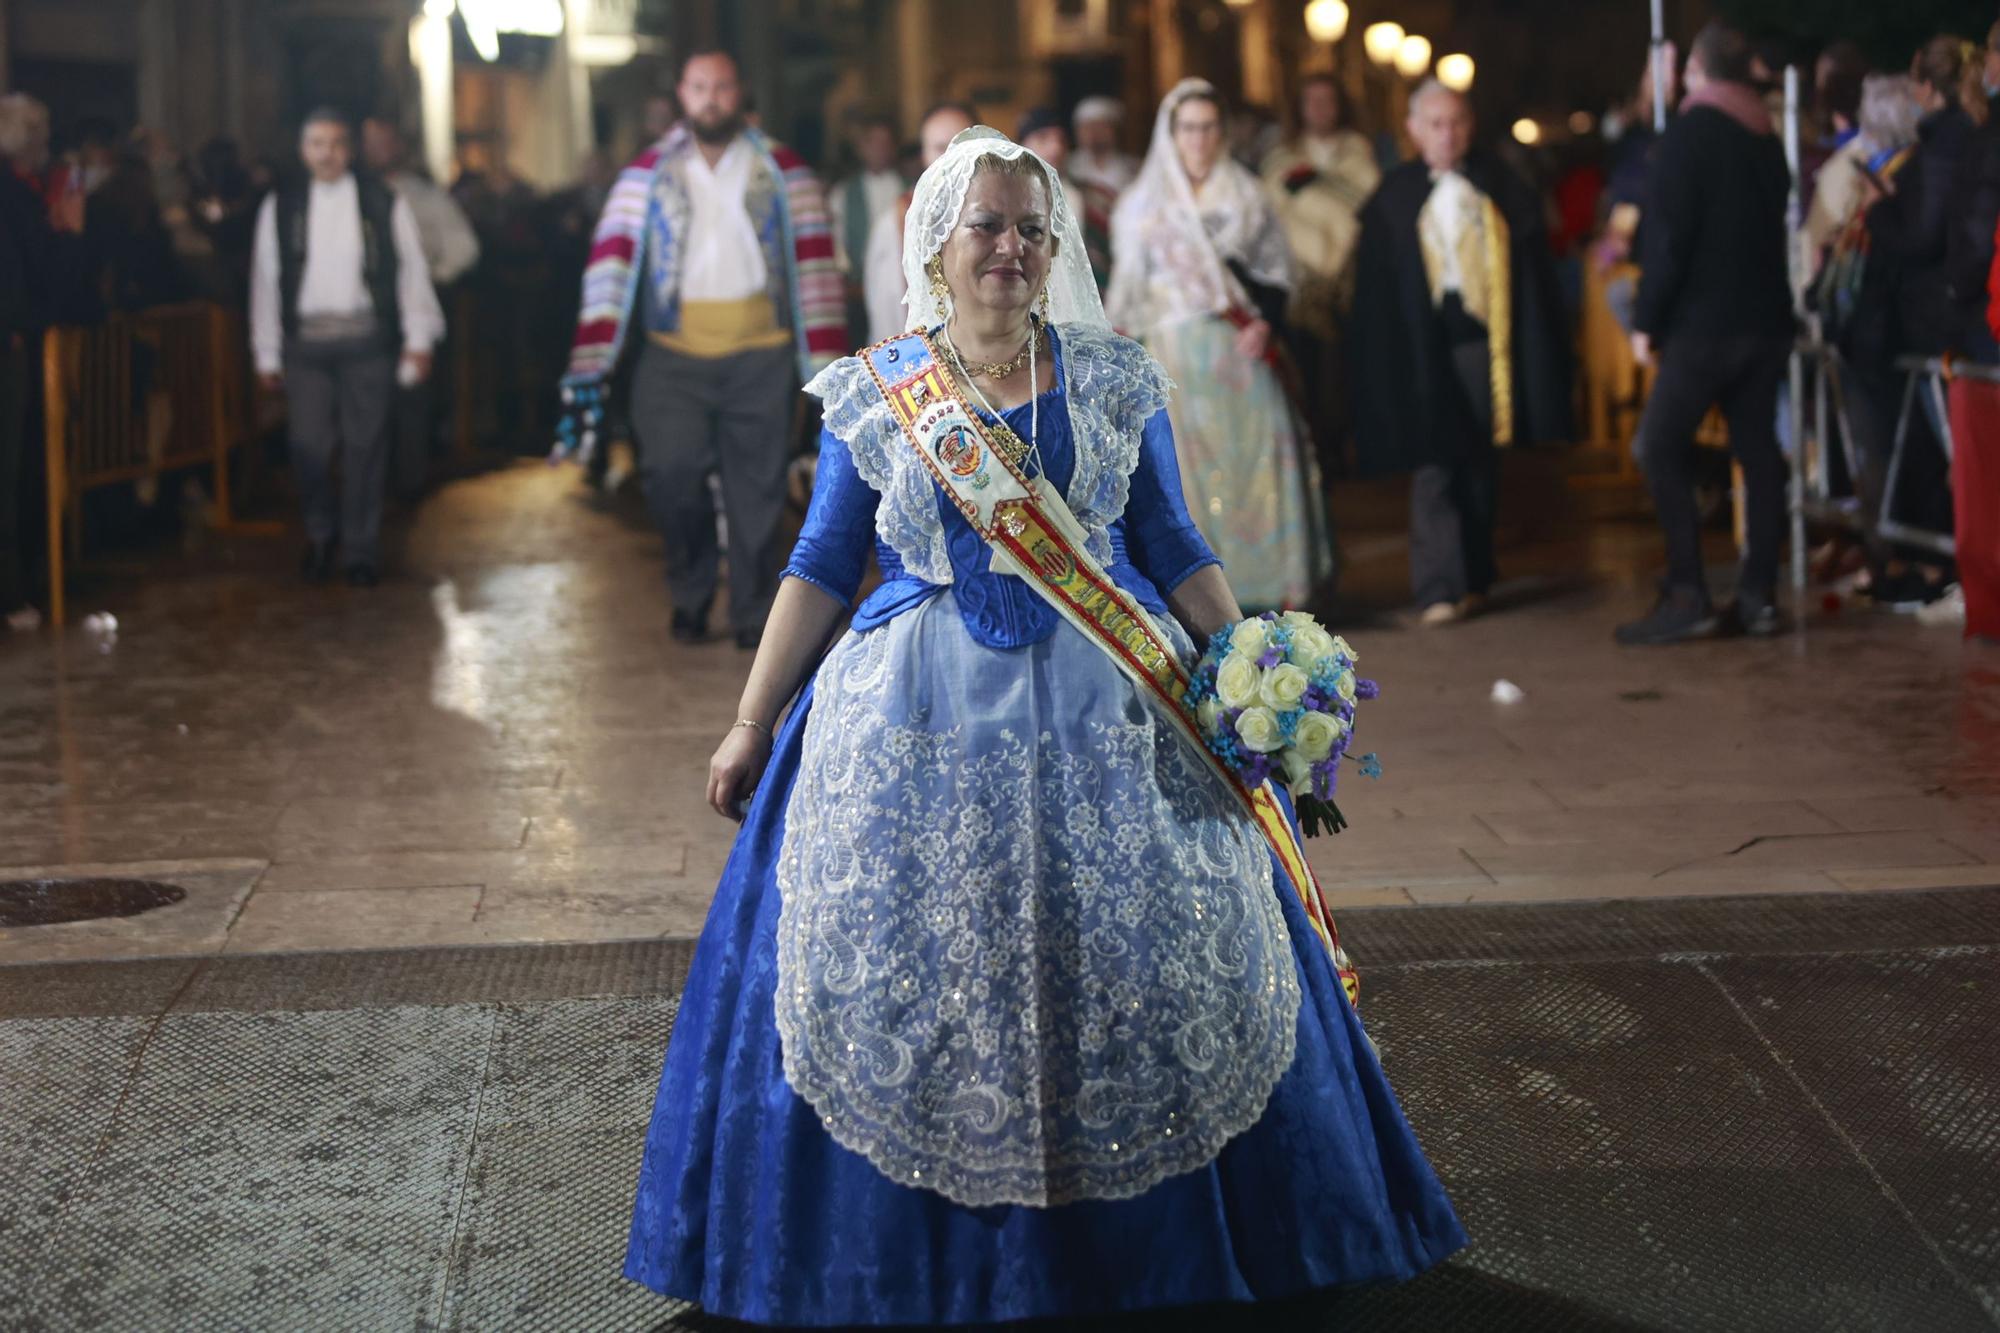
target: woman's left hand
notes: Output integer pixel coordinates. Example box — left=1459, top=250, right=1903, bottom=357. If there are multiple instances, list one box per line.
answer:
left=1235, top=318, right=1271, bottom=363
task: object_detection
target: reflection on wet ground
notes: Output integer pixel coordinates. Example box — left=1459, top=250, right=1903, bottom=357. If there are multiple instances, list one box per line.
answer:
left=1, top=459, right=1995, bottom=964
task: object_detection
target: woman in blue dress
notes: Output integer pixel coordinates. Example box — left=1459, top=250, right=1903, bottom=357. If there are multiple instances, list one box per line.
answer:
left=623, top=127, right=1465, bottom=1326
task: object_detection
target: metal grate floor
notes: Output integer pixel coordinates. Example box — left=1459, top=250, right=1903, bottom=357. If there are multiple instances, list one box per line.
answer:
left=4, top=886, right=1998, bottom=1331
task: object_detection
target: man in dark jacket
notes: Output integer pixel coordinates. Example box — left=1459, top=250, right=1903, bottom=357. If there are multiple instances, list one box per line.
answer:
left=1618, top=21, right=1795, bottom=645
left=1349, top=81, right=1572, bottom=626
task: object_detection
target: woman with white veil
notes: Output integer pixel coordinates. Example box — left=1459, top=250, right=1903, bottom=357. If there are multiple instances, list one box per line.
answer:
left=621, top=126, right=1461, bottom=1326
left=1109, top=78, right=1335, bottom=610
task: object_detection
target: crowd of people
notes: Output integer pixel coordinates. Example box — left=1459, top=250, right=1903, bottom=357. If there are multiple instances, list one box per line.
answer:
left=0, top=90, right=608, bottom=618
left=1588, top=22, right=2000, bottom=641
left=551, top=50, right=1575, bottom=649
left=7, top=15, right=2000, bottom=642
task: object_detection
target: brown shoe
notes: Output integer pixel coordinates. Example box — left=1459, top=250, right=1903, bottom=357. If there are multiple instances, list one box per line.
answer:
left=1456, top=592, right=1490, bottom=620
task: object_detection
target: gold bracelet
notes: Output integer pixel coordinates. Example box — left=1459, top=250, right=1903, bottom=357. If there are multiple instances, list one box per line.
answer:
left=732, top=718, right=773, bottom=742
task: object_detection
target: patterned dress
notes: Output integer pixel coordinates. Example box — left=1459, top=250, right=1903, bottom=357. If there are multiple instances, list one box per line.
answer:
left=621, top=326, right=1462, bottom=1326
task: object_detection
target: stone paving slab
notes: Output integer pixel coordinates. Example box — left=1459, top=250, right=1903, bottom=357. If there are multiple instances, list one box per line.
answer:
left=2, top=889, right=1998, bottom=1330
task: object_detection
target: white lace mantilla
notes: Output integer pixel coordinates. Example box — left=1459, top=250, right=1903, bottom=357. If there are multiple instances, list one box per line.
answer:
left=774, top=603, right=1301, bottom=1208
left=801, top=324, right=1171, bottom=584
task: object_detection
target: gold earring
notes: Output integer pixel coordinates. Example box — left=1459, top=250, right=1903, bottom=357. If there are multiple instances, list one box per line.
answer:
left=927, top=255, right=950, bottom=324
left=1037, top=286, right=1052, bottom=321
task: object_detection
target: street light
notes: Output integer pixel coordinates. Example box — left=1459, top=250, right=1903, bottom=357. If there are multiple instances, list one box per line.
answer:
left=1304, top=0, right=1350, bottom=43
left=1437, top=53, right=1475, bottom=92
left=1395, top=34, right=1433, bottom=79
left=1363, top=21, right=1406, bottom=66
left=1512, top=118, right=1542, bottom=145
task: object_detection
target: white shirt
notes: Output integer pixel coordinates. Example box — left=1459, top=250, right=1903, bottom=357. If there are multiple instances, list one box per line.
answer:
left=1071, top=149, right=1139, bottom=197
left=250, top=174, right=446, bottom=374
left=864, top=199, right=910, bottom=342
left=830, top=168, right=904, bottom=272
left=1420, top=170, right=1481, bottom=297
left=678, top=138, right=769, bottom=302
left=388, top=168, right=481, bottom=286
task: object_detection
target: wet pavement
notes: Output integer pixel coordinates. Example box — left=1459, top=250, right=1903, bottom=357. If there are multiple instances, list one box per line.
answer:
left=1, top=459, right=1996, bottom=963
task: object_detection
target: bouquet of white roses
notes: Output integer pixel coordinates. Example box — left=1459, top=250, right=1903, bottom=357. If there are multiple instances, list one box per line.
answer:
left=1185, top=611, right=1380, bottom=837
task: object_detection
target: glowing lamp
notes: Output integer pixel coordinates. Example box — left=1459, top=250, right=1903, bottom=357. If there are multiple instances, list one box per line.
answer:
left=1437, top=53, right=1475, bottom=92
left=1304, top=0, right=1351, bottom=43
left=1512, top=118, right=1542, bottom=146
left=1363, top=22, right=1406, bottom=67
left=1394, top=34, right=1433, bottom=79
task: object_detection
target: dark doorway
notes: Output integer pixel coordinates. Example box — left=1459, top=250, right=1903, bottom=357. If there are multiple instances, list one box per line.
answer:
left=8, top=58, right=138, bottom=151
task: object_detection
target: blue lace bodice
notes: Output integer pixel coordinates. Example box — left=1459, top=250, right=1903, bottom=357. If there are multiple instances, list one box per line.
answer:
left=786, top=328, right=1219, bottom=647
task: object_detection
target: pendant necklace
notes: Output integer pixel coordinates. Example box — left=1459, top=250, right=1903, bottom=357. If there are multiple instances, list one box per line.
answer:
left=945, top=318, right=1045, bottom=479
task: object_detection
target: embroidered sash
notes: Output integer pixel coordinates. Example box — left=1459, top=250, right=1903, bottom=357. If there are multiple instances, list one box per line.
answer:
left=862, top=330, right=1360, bottom=1007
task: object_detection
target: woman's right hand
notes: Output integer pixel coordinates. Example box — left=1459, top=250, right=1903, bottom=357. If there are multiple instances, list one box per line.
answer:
left=707, top=725, right=773, bottom=822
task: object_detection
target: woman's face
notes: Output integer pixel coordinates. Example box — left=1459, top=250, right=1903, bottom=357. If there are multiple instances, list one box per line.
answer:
left=939, top=168, right=1055, bottom=321
left=1171, top=97, right=1224, bottom=182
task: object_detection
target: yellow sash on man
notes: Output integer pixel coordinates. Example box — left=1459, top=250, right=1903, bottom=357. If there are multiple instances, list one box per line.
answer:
left=860, top=329, right=1360, bottom=1007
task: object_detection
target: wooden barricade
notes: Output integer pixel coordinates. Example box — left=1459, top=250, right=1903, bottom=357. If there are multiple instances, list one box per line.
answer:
left=40, top=302, right=272, bottom=627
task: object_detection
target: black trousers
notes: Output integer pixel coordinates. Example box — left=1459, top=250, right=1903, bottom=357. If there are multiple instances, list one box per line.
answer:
left=1636, top=333, right=1790, bottom=599
left=1409, top=304, right=1500, bottom=608
left=285, top=337, right=397, bottom=567
left=631, top=340, right=796, bottom=632
left=0, top=336, right=27, bottom=611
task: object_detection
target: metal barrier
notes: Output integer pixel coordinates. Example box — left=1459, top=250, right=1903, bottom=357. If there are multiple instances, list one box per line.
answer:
left=1786, top=344, right=1961, bottom=600
left=40, top=302, right=270, bottom=627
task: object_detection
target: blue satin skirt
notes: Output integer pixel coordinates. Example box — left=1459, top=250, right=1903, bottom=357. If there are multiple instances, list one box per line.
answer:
left=624, top=650, right=1467, bottom=1327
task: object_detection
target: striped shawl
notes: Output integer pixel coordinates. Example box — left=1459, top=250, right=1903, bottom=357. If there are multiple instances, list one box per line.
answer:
left=562, top=126, right=846, bottom=390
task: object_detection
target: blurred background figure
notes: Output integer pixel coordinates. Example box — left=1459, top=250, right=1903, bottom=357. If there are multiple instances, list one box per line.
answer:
left=1618, top=21, right=1795, bottom=645
left=864, top=101, right=974, bottom=342
left=251, top=108, right=442, bottom=588
left=553, top=50, right=844, bottom=649
left=1262, top=73, right=1380, bottom=483
left=1847, top=36, right=1978, bottom=611
left=1350, top=80, right=1572, bottom=627
left=362, top=116, right=479, bottom=500
left=1015, top=106, right=1111, bottom=291
left=1, top=90, right=89, bottom=633
left=1109, top=78, right=1333, bottom=612
left=190, top=137, right=263, bottom=307
left=1071, top=96, right=1138, bottom=197
left=830, top=113, right=906, bottom=348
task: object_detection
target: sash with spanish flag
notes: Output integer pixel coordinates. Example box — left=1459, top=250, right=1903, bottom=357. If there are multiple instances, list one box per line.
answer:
left=861, top=329, right=1361, bottom=1008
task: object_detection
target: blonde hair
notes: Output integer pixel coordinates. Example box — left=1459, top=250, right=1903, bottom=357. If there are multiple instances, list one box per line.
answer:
left=968, top=151, right=1062, bottom=253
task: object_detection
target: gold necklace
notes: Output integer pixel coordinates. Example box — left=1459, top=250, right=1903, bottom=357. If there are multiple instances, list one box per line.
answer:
left=941, top=326, right=1039, bottom=469
left=950, top=321, right=1043, bottom=380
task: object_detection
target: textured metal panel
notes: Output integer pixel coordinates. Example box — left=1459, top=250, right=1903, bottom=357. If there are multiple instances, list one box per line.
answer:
left=171, top=938, right=698, bottom=1017
left=1340, top=886, right=2000, bottom=967
left=1702, top=951, right=2000, bottom=1321
left=22, top=1005, right=492, bottom=1330
left=7, top=891, right=2000, bottom=1330
left=1346, top=959, right=1996, bottom=1333
left=0, top=957, right=196, bottom=1020
left=0, top=1016, right=153, bottom=1330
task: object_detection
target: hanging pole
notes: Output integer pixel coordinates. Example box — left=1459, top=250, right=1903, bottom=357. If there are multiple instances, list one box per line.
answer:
left=1783, top=64, right=1809, bottom=613
left=1649, top=0, right=1668, bottom=131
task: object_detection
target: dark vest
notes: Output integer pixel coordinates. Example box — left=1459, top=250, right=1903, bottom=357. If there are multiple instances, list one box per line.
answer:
left=275, top=172, right=401, bottom=348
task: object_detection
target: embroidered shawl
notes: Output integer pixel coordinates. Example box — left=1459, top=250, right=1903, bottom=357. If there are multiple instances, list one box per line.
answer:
left=563, top=125, right=846, bottom=387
